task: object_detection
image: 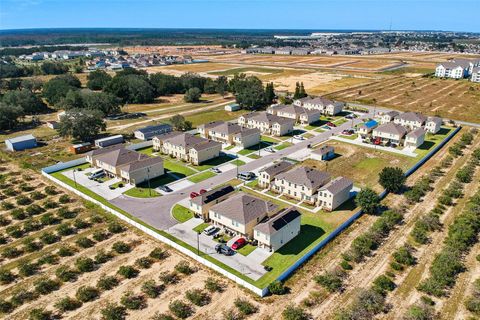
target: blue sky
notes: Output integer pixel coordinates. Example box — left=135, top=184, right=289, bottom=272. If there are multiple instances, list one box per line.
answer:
left=1, top=0, right=479, bottom=32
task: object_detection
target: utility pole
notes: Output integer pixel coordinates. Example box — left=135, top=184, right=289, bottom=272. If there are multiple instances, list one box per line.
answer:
left=197, top=231, right=201, bottom=255
left=73, top=169, right=77, bottom=188
left=146, top=168, right=151, bottom=197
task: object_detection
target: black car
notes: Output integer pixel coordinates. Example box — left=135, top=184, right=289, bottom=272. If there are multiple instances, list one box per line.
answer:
left=215, top=244, right=234, bottom=256
left=159, top=185, right=173, bottom=192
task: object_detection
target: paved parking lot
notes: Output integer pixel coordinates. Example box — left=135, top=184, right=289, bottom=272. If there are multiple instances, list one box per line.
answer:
left=167, top=218, right=272, bottom=281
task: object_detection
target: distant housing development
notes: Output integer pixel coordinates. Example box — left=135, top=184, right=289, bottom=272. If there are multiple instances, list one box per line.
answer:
left=435, top=59, right=480, bottom=79
left=152, top=132, right=222, bottom=165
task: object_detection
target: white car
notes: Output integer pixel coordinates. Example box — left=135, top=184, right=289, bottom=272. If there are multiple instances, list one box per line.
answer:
left=211, top=167, right=222, bottom=173
left=293, top=135, right=304, bottom=140
left=264, top=147, right=275, bottom=153
left=203, top=225, right=217, bottom=236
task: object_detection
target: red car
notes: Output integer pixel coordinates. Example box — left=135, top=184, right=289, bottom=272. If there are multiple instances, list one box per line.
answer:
left=231, top=238, right=247, bottom=250
left=374, top=137, right=381, bottom=145
left=199, top=189, right=207, bottom=194
left=326, top=122, right=336, bottom=127
left=190, top=192, right=200, bottom=199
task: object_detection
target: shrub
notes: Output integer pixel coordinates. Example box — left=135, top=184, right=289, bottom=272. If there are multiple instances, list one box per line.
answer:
left=0, top=234, right=7, bottom=245
left=159, top=271, right=179, bottom=284
left=76, top=286, right=99, bottom=302
left=117, top=265, right=139, bottom=279
left=34, top=278, right=61, bottom=295
left=390, top=261, right=404, bottom=271
left=107, top=221, right=125, bottom=234
left=315, top=270, right=345, bottom=293
left=0, top=215, right=11, bottom=226
left=56, top=207, right=76, bottom=219
left=58, top=194, right=70, bottom=203
left=76, top=237, right=95, bottom=248
left=39, top=232, right=60, bottom=244
left=141, top=279, right=164, bottom=298
left=355, top=188, right=380, bottom=213
left=1, top=201, right=14, bottom=210
left=234, top=298, right=257, bottom=315
left=37, top=254, right=59, bottom=266
left=3, top=187, right=16, bottom=197
left=40, top=213, right=60, bottom=225
left=44, top=186, right=58, bottom=195
left=0, top=299, right=14, bottom=314
left=73, top=218, right=90, bottom=229
left=100, top=303, right=126, bottom=320
left=438, top=194, right=453, bottom=206
left=404, top=302, right=437, bottom=320
left=92, top=230, right=109, bottom=242
left=89, top=214, right=104, bottom=224
left=204, top=277, right=224, bottom=293
left=393, top=244, right=416, bottom=266
left=16, top=195, right=32, bottom=206
left=282, top=304, right=310, bottom=320
left=0, top=268, right=15, bottom=284
left=30, top=191, right=45, bottom=200
left=22, top=219, right=42, bottom=233
left=18, top=260, right=38, bottom=277
left=136, top=257, right=154, bottom=269
left=112, top=241, right=131, bottom=254
left=120, top=291, right=146, bottom=310
left=174, top=261, right=195, bottom=275
left=54, top=297, right=82, bottom=312
left=6, top=225, right=23, bottom=238
left=169, top=300, right=193, bottom=319
left=55, top=266, right=78, bottom=282
left=42, top=199, right=57, bottom=209
left=379, top=167, right=406, bottom=193
left=94, top=249, right=113, bottom=264
left=57, top=245, right=75, bottom=257
left=2, top=246, right=23, bottom=259
left=268, top=280, right=287, bottom=295
left=149, top=247, right=166, bottom=260
left=56, top=223, right=75, bottom=236
left=151, top=313, right=175, bottom=320
left=29, top=308, right=53, bottom=320
left=185, top=288, right=210, bottom=306
left=25, top=204, right=44, bottom=216
left=97, top=275, right=119, bottom=291
left=11, top=208, right=27, bottom=220
left=372, top=275, right=396, bottom=295
left=75, top=257, right=95, bottom=273
left=10, top=290, right=37, bottom=307
left=340, top=260, right=353, bottom=270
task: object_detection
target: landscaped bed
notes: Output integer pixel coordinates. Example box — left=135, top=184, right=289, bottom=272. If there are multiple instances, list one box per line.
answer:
left=172, top=204, right=194, bottom=223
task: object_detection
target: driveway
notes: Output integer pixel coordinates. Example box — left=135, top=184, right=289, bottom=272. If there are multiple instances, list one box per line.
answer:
left=167, top=219, right=272, bottom=281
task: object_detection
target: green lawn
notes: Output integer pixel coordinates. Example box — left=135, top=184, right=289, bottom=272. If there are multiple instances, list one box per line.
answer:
left=237, top=244, right=257, bottom=256
left=193, top=222, right=210, bottom=233
left=137, top=146, right=155, bottom=156
left=246, top=180, right=258, bottom=188
left=123, top=187, right=160, bottom=198
left=275, top=142, right=292, bottom=151
left=224, top=145, right=235, bottom=150
left=237, top=141, right=272, bottom=155
left=231, top=159, right=246, bottom=166
left=248, top=154, right=261, bottom=159
left=305, top=120, right=328, bottom=130
left=164, top=159, right=197, bottom=177
left=188, top=171, right=216, bottom=183
left=415, top=127, right=453, bottom=159
left=260, top=136, right=280, bottom=144
left=193, top=154, right=234, bottom=171
left=172, top=204, right=194, bottom=223
left=341, top=133, right=359, bottom=140
left=334, top=118, right=348, bottom=126
left=109, top=181, right=125, bottom=189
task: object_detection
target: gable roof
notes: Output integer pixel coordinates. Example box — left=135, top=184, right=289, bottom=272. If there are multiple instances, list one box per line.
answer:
left=260, top=160, right=294, bottom=177
left=86, top=144, right=124, bottom=157
left=406, top=127, right=426, bottom=139
left=190, top=185, right=235, bottom=206
left=395, top=112, right=427, bottom=123
left=6, top=134, right=36, bottom=144
left=95, top=148, right=149, bottom=167
left=197, top=121, right=225, bottom=130
left=383, top=111, right=399, bottom=118
left=276, top=166, right=331, bottom=189
left=319, top=177, right=353, bottom=195
left=163, top=132, right=221, bottom=151
left=427, top=116, right=442, bottom=124
left=210, top=192, right=278, bottom=224
left=272, top=104, right=320, bottom=117
left=254, top=207, right=301, bottom=235
left=248, top=112, right=295, bottom=126
left=120, top=156, right=163, bottom=173
left=312, top=145, right=334, bottom=156
left=374, top=123, right=408, bottom=137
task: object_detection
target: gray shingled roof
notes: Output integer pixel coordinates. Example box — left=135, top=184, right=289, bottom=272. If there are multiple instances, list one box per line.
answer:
left=197, top=121, right=225, bottom=130
left=254, top=207, right=301, bottom=235
left=272, top=104, right=320, bottom=117
left=211, top=122, right=243, bottom=135
left=261, top=161, right=294, bottom=177
left=383, top=111, right=399, bottom=118
left=234, top=127, right=260, bottom=138
left=86, top=144, right=124, bottom=157
left=95, top=148, right=149, bottom=167
left=164, top=132, right=221, bottom=151
left=276, top=166, right=330, bottom=189
left=374, top=123, right=408, bottom=136
left=395, top=112, right=427, bottom=123
left=319, top=177, right=353, bottom=195
left=121, top=156, right=163, bottom=173
left=406, top=127, right=425, bottom=139
left=427, top=116, right=442, bottom=124
left=210, top=192, right=278, bottom=224
left=313, top=145, right=334, bottom=156
left=248, top=112, right=295, bottom=125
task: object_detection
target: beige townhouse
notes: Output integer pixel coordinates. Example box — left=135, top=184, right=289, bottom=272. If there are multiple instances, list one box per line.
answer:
left=294, top=96, right=344, bottom=115
left=238, top=112, right=294, bottom=136
left=380, top=111, right=400, bottom=124
left=254, top=207, right=301, bottom=252
left=267, top=104, right=320, bottom=125
left=425, top=116, right=443, bottom=134
left=209, top=192, right=278, bottom=238
left=405, top=127, right=426, bottom=148
left=372, top=123, right=408, bottom=145
left=119, top=157, right=164, bottom=185
left=198, top=121, right=260, bottom=148
left=152, top=132, right=222, bottom=165
left=317, top=177, right=353, bottom=211
left=357, top=120, right=379, bottom=138
left=272, top=166, right=331, bottom=204
left=189, top=185, right=235, bottom=221
left=393, top=112, right=427, bottom=130
left=258, top=161, right=294, bottom=188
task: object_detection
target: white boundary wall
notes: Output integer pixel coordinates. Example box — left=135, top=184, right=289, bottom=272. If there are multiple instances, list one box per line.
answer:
left=42, top=170, right=267, bottom=297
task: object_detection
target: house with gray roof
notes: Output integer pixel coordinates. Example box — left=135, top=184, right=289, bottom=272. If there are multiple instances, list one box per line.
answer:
left=209, top=192, right=278, bottom=238
left=273, top=166, right=331, bottom=204
left=152, top=132, right=222, bottom=165
left=435, top=59, right=480, bottom=79
left=189, top=185, right=235, bottom=220
left=372, top=123, right=408, bottom=145
left=198, top=121, right=260, bottom=148
left=238, top=111, right=294, bottom=136
left=134, top=123, right=172, bottom=140
left=405, top=127, right=426, bottom=148
left=294, top=96, right=344, bottom=115
left=267, top=104, right=320, bottom=125
left=258, top=160, right=295, bottom=188
left=311, top=145, right=335, bottom=161
left=425, top=116, right=443, bottom=134
left=380, top=111, right=400, bottom=124
left=393, top=112, right=427, bottom=130
left=317, top=177, right=353, bottom=211
left=472, top=66, right=480, bottom=83
left=254, top=207, right=301, bottom=251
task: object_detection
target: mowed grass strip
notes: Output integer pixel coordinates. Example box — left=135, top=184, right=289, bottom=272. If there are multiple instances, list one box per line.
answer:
left=188, top=171, right=216, bottom=183
left=123, top=187, right=160, bottom=198
left=236, top=244, right=257, bottom=256
left=172, top=204, right=194, bottom=223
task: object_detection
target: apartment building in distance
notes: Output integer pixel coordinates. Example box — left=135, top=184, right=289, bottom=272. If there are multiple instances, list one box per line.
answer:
left=197, top=121, right=260, bottom=148
left=435, top=59, right=480, bottom=79
left=85, top=146, right=164, bottom=185
left=471, top=67, right=480, bottom=83
left=293, top=96, right=344, bottom=115
left=152, top=132, right=222, bottom=165
left=238, top=112, right=294, bottom=136
left=267, top=104, right=321, bottom=125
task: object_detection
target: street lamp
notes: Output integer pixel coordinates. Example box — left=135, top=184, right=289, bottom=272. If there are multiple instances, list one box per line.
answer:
left=72, top=169, right=77, bottom=188
left=197, top=231, right=201, bottom=256
left=146, top=167, right=151, bottom=197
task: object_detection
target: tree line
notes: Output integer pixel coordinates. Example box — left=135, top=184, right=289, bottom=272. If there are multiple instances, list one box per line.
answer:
left=0, top=61, right=70, bottom=79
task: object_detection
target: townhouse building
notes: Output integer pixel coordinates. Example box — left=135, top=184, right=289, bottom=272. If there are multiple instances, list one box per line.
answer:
left=372, top=123, right=408, bottom=145
left=189, top=185, right=235, bottom=221
left=393, top=112, right=427, bottom=130
left=405, top=127, right=426, bottom=148
left=258, top=161, right=295, bottom=188
left=254, top=207, right=301, bottom=251
left=317, top=177, right=353, bottom=211
left=238, top=112, right=294, bottom=136
left=198, top=121, right=260, bottom=148
left=380, top=111, right=400, bottom=124
left=294, top=96, right=344, bottom=115
left=471, top=67, right=480, bottom=83
left=267, top=104, right=321, bottom=125
left=425, top=116, right=443, bottom=134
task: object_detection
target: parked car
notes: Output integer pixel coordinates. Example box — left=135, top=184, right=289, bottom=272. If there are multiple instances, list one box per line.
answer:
left=231, top=238, right=247, bottom=250
left=211, top=167, right=222, bottom=173
left=264, top=147, right=275, bottom=153
left=293, top=135, right=304, bottom=140
left=342, top=129, right=354, bottom=135
left=203, top=225, right=217, bottom=236
left=89, top=169, right=105, bottom=180
left=345, top=114, right=357, bottom=119
left=374, top=137, right=381, bottom=145
left=199, top=189, right=207, bottom=194
left=322, top=125, right=331, bottom=130
left=215, top=244, right=234, bottom=256
left=326, top=122, right=336, bottom=127
left=159, top=185, right=173, bottom=192
left=237, top=172, right=255, bottom=181
left=190, top=192, right=200, bottom=199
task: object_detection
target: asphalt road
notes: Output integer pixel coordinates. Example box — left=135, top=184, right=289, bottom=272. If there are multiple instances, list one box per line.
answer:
left=109, top=112, right=371, bottom=231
